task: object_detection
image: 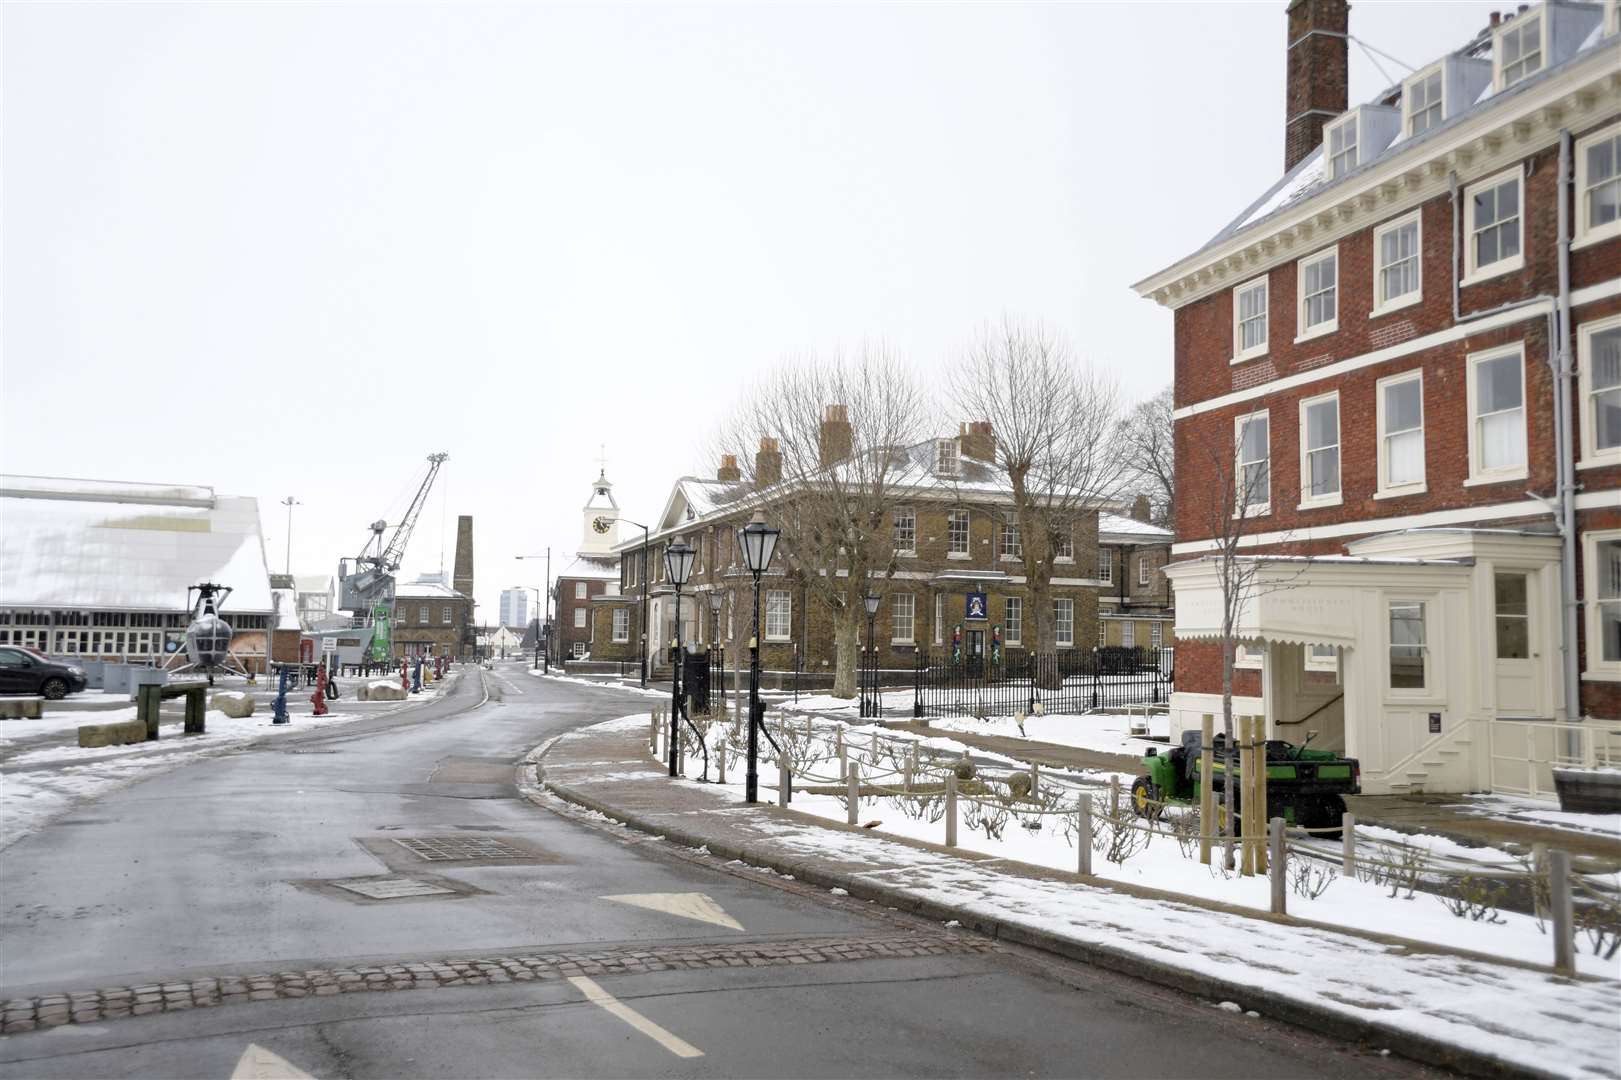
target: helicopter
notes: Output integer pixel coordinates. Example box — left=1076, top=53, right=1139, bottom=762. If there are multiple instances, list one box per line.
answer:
left=163, top=582, right=248, bottom=683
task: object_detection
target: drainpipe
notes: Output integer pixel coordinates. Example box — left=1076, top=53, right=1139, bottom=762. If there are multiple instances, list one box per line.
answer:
left=1555, top=130, right=1580, bottom=724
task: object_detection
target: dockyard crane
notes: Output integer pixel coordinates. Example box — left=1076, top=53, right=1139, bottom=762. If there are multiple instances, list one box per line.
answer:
left=337, top=452, right=448, bottom=660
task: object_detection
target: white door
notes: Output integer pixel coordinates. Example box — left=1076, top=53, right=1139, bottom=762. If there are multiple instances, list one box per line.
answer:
left=1493, top=571, right=1544, bottom=716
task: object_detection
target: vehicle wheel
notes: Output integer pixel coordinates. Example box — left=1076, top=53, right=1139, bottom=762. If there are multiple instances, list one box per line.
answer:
left=1315, top=796, right=1348, bottom=840
left=1130, top=776, right=1160, bottom=819
left=41, top=677, right=68, bottom=700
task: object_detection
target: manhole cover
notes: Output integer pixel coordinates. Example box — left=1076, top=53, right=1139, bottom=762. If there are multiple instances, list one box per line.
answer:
left=331, top=876, right=456, bottom=900
left=393, top=836, right=529, bottom=861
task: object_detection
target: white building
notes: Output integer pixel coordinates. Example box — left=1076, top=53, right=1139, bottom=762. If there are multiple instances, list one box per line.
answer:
left=499, top=587, right=530, bottom=630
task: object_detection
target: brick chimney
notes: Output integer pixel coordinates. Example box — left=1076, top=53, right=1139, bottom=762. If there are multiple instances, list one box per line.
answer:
left=1131, top=494, right=1153, bottom=523
left=1284, top=0, right=1349, bottom=173
left=819, top=404, right=852, bottom=467
left=959, top=420, right=995, bottom=463
left=717, top=454, right=741, bottom=482
left=754, top=437, right=782, bottom=488
left=453, top=515, right=474, bottom=600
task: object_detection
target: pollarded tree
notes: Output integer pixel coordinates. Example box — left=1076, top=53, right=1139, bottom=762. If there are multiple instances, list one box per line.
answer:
left=947, top=319, right=1128, bottom=660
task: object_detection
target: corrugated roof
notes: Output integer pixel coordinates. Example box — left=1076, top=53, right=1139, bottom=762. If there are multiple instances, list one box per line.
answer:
left=0, top=474, right=272, bottom=613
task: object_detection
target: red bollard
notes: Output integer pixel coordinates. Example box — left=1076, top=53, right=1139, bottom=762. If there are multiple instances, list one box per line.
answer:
left=310, top=660, right=329, bottom=716
left=400, top=660, right=409, bottom=691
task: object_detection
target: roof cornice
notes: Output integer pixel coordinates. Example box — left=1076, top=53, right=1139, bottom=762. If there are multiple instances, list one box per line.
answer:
left=1132, top=42, right=1620, bottom=310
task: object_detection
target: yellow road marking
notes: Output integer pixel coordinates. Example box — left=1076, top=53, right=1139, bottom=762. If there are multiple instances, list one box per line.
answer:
left=567, top=975, right=704, bottom=1059
left=232, top=1043, right=316, bottom=1079
left=600, top=892, right=744, bottom=931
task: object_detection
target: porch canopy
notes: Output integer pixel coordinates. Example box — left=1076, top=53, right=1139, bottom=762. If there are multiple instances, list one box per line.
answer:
left=1164, top=553, right=1472, bottom=651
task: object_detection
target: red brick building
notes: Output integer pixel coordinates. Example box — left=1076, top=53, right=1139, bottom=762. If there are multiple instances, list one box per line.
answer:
left=1135, top=0, right=1620, bottom=795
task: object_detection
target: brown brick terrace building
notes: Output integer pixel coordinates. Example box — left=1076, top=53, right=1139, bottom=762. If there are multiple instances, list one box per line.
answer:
left=1135, top=0, right=1620, bottom=794
left=392, top=579, right=473, bottom=660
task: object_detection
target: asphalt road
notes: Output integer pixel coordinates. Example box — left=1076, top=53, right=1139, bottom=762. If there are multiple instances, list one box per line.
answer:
left=0, top=662, right=1438, bottom=1079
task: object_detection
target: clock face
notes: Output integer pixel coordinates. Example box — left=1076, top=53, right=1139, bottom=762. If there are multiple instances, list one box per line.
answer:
left=592, top=516, right=612, bottom=534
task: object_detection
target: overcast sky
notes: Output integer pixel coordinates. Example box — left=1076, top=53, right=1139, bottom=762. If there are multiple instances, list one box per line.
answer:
left=3, top=1, right=1505, bottom=623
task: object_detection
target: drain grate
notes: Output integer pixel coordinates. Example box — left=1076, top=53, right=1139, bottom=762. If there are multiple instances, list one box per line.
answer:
left=331, top=876, right=456, bottom=900
left=393, top=836, right=529, bottom=862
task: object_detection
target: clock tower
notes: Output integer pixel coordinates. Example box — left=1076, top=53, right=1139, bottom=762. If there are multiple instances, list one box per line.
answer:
left=580, top=468, right=620, bottom=556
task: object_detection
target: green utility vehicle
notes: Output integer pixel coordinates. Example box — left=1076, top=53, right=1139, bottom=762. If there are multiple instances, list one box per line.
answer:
left=1131, top=731, right=1361, bottom=833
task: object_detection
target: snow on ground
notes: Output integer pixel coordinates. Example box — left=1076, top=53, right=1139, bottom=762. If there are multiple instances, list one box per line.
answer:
left=923, top=711, right=1168, bottom=758
left=525, top=670, right=668, bottom=698
left=1461, top=793, right=1621, bottom=840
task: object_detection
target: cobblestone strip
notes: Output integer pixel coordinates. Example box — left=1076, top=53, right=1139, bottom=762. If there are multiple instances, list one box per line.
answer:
left=1, top=933, right=993, bottom=1034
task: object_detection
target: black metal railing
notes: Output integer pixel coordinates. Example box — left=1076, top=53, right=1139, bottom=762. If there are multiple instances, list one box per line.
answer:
left=910, top=646, right=1172, bottom=718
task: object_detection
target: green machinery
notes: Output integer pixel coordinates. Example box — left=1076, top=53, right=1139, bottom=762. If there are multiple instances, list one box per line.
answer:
left=368, top=604, right=392, bottom=664
left=1131, top=730, right=1361, bottom=833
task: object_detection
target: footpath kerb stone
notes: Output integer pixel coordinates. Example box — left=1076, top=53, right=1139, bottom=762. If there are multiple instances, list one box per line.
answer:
left=532, top=716, right=1619, bottom=1080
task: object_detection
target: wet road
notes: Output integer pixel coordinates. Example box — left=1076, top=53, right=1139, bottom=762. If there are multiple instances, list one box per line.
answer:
left=0, top=662, right=1437, bottom=1079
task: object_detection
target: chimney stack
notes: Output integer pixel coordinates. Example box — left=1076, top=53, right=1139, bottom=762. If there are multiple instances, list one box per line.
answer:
left=453, top=515, right=474, bottom=600
left=959, top=420, right=996, bottom=463
left=1284, top=0, right=1350, bottom=173
left=717, top=454, right=741, bottom=482
left=1490, top=11, right=1501, bottom=26
left=1131, top=494, right=1153, bottom=523
left=754, top=437, right=782, bottom=488
left=819, top=404, right=852, bottom=467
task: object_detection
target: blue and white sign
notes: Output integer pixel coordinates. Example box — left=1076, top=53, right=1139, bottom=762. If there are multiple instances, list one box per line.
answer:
left=965, top=591, right=989, bottom=621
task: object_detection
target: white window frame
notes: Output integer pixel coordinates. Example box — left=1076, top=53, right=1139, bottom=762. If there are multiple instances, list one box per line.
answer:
left=1305, top=643, right=1339, bottom=674
left=1371, top=210, right=1422, bottom=316
left=1608, top=0, right=1620, bottom=37
left=1004, top=596, right=1022, bottom=646
left=1053, top=598, right=1074, bottom=648
left=1121, top=620, right=1136, bottom=649
left=1150, top=621, right=1163, bottom=648
left=1097, top=548, right=1113, bottom=584
left=1386, top=598, right=1435, bottom=697
left=1325, top=113, right=1359, bottom=179
left=1493, top=7, right=1546, bottom=91
left=1137, top=554, right=1150, bottom=586
left=418, top=605, right=429, bottom=624
left=442, top=605, right=453, bottom=625
left=1465, top=343, right=1529, bottom=485
left=1375, top=369, right=1427, bottom=498
left=936, top=439, right=960, bottom=476
left=573, top=608, right=586, bottom=629
left=934, top=592, right=944, bottom=645
left=999, top=514, right=1022, bottom=561
left=574, top=581, right=587, bottom=600
left=1463, top=166, right=1525, bottom=285
left=1402, top=63, right=1445, bottom=138
left=1574, top=120, right=1621, bottom=249
left=1235, top=409, right=1271, bottom=516
left=890, top=593, right=915, bottom=645
left=612, top=608, right=630, bottom=643
left=893, top=507, right=916, bottom=556
left=1584, top=530, right=1621, bottom=681
left=1231, top=276, right=1269, bottom=363
left=1295, top=246, right=1339, bottom=341
left=764, top=590, right=792, bottom=642
left=1235, top=643, right=1263, bottom=670
left=1577, top=315, right=1621, bottom=468
left=572, top=640, right=587, bottom=659
left=947, top=509, right=970, bottom=558
left=1297, top=390, right=1342, bottom=510
left=1054, top=527, right=1074, bottom=562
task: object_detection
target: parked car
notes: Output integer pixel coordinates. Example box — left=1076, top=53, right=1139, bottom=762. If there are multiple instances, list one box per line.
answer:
left=0, top=647, right=88, bottom=699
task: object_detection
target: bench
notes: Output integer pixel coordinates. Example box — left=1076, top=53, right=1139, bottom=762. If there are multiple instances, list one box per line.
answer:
left=0, top=696, right=44, bottom=721
left=136, top=679, right=210, bottom=739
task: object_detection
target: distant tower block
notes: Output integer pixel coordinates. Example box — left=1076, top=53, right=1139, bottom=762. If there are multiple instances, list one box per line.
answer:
left=453, top=515, right=474, bottom=601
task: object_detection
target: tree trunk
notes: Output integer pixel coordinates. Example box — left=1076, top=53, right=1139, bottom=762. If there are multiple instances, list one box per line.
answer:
left=831, top=607, right=860, bottom=699
left=1027, top=573, right=1060, bottom=689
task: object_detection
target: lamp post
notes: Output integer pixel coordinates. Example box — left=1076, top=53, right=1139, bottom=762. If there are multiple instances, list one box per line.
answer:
left=708, top=589, right=724, bottom=708
left=663, top=538, right=695, bottom=777
left=280, top=496, right=301, bottom=577
left=739, top=513, right=780, bottom=803
left=515, top=551, right=552, bottom=671
left=618, top=519, right=653, bottom=688
left=863, top=592, right=881, bottom=718
left=513, top=584, right=543, bottom=669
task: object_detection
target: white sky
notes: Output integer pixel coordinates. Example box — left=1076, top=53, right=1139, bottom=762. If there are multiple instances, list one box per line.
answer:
left=3, top=1, right=1504, bottom=623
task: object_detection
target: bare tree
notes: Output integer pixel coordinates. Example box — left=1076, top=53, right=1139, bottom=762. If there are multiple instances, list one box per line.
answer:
left=948, top=319, right=1127, bottom=659
left=721, top=347, right=929, bottom=699
left=1117, top=386, right=1174, bottom=527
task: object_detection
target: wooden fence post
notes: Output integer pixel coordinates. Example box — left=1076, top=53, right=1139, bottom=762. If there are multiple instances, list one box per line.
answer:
left=1199, top=713, right=1215, bottom=866
left=1030, top=762, right=1040, bottom=799
left=778, top=753, right=791, bottom=807
left=1077, top=798, right=1093, bottom=876
left=1341, top=813, right=1356, bottom=877
left=1240, top=717, right=1255, bottom=877
left=1549, top=849, right=1574, bottom=974
left=847, top=760, right=860, bottom=826
left=945, top=772, right=958, bottom=848
left=903, top=748, right=915, bottom=792
left=1269, top=816, right=1286, bottom=915
left=1255, top=715, right=1269, bottom=874
left=650, top=710, right=659, bottom=753
left=1532, top=842, right=1550, bottom=922
left=717, top=741, right=727, bottom=785
left=1109, top=774, right=1121, bottom=818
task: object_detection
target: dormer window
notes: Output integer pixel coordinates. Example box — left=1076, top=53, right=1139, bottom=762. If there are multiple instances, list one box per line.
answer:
left=1496, top=9, right=1544, bottom=89
left=1404, top=68, right=1443, bottom=137
left=935, top=439, right=959, bottom=476
left=1326, top=116, right=1358, bottom=178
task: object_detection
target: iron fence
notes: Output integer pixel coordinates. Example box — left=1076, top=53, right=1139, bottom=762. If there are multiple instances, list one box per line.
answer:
left=910, top=646, right=1172, bottom=718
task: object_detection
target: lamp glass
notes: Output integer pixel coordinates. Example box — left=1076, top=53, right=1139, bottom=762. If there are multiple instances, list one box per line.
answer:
left=864, top=592, right=881, bottom=616
left=709, top=591, right=724, bottom=614
left=665, top=540, right=695, bottom=587
left=739, top=519, right=780, bottom=574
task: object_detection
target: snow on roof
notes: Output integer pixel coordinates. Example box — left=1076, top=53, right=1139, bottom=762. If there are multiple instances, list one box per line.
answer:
left=0, top=475, right=273, bottom=613
left=293, top=574, right=332, bottom=594
left=1098, top=512, right=1172, bottom=542
left=272, top=588, right=302, bottom=630
left=558, top=556, right=619, bottom=581
left=395, top=581, right=466, bottom=599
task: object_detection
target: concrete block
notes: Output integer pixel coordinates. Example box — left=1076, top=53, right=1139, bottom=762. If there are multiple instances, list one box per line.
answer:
left=0, top=697, right=44, bottom=720
left=365, top=680, right=407, bottom=702
left=78, top=719, right=149, bottom=748
left=212, top=691, right=254, bottom=718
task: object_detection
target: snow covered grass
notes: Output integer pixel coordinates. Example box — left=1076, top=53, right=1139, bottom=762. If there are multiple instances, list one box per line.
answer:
left=658, top=713, right=1621, bottom=979
left=922, top=711, right=1169, bottom=758
left=1460, top=792, right=1621, bottom=840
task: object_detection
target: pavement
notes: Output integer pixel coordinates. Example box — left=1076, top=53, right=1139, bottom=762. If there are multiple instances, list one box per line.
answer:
left=0, top=661, right=1422, bottom=1080
left=535, top=700, right=1621, bottom=1080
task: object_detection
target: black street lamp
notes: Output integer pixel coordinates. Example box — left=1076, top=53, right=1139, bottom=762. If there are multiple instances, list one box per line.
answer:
left=739, top=513, right=780, bottom=803
left=663, top=537, right=695, bottom=777
left=708, top=589, right=725, bottom=708
left=863, top=592, right=881, bottom=718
